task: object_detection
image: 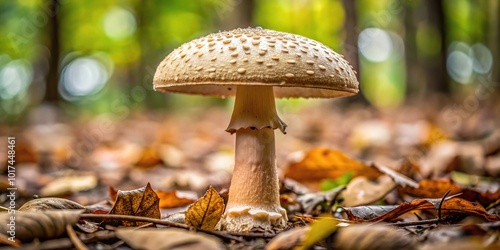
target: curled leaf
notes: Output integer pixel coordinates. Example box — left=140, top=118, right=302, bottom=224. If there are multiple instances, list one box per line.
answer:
left=19, top=197, right=88, bottom=212
left=0, top=210, right=82, bottom=242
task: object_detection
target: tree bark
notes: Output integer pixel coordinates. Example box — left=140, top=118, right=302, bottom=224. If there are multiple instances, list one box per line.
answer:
left=405, top=0, right=448, bottom=98
left=340, top=0, right=367, bottom=104
left=219, top=0, right=254, bottom=30
left=423, top=0, right=448, bottom=93
left=488, top=0, right=499, bottom=87
left=44, top=0, right=60, bottom=104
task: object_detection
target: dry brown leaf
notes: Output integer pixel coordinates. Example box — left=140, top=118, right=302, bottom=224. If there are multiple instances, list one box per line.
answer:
left=334, top=224, right=416, bottom=250
left=18, top=197, right=88, bottom=212
left=108, top=186, right=118, bottom=201
left=343, top=175, right=396, bottom=207
left=0, top=232, right=20, bottom=247
left=40, top=174, right=98, bottom=196
left=116, top=228, right=224, bottom=250
left=345, top=197, right=500, bottom=222
left=109, top=183, right=161, bottom=227
left=157, top=190, right=197, bottom=208
left=460, top=188, right=500, bottom=207
left=284, top=148, right=382, bottom=189
left=135, top=146, right=162, bottom=168
left=185, top=186, right=224, bottom=230
left=370, top=162, right=419, bottom=188
left=266, top=226, right=309, bottom=250
left=112, top=186, right=196, bottom=209
left=420, top=240, right=500, bottom=250
left=399, top=179, right=462, bottom=198
left=0, top=210, right=82, bottom=242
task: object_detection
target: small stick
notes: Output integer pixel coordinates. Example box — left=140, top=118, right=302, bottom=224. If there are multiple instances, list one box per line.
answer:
left=437, top=190, right=452, bottom=224
left=66, top=224, right=89, bottom=250
left=80, top=214, right=243, bottom=242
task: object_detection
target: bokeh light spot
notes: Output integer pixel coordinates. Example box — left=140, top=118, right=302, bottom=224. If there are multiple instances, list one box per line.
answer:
left=102, top=7, right=137, bottom=40
left=358, top=28, right=393, bottom=62
left=470, top=43, right=493, bottom=74
left=0, top=59, right=33, bottom=100
left=59, top=57, right=109, bottom=100
left=447, top=42, right=473, bottom=84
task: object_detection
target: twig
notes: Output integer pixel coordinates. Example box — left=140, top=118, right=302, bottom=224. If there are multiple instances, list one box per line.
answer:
left=80, top=213, right=244, bottom=242
left=391, top=218, right=440, bottom=227
left=437, top=190, right=451, bottom=224
left=226, top=231, right=276, bottom=239
left=66, top=224, right=89, bottom=250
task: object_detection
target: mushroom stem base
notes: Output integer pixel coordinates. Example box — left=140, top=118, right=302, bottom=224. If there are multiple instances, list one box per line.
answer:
left=220, top=128, right=287, bottom=232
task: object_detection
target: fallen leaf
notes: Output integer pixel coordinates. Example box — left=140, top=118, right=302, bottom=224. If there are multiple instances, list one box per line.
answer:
left=185, top=186, right=224, bottom=230
left=297, top=186, right=345, bottom=214
left=108, top=186, right=118, bottom=201
left=266, top=226, right=309, bottom=250
left=342, top=205, right=398, bottom=221
left=19, top=197, right=88, bottom=212
left=298, top=215, right=339, bottom=250
left=135, top=146, right=162, bottom=168
left=157, top=190, right=197, bottom=208
left=420, top=240, right=500, bottom=250
left=116, top=228, right=224, bottom=250
left=112, top=186, right=197, bottom=209
left=284, top=148, right=382, bottom=189
left=370, top=162, right=419, bottom=188
left=399, top=179, right=462, bottom=198
left=345, top=197, right=500, bottom=222
left=40, top=174, right=98, bottom=196
left=342, top=175, right=396, bottom=207
left=0, top=210, right=82, bottom=242
left=334, top=224, right=416, bottom=250
left=109, top=183, right=161, bottom=227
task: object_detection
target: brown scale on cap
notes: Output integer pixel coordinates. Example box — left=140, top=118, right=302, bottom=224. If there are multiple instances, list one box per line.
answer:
left=153, top=27, right=359, bottom=98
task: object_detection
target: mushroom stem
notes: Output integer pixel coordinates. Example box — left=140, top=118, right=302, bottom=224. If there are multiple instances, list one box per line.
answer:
left=220, top=85, right=287, bottom=232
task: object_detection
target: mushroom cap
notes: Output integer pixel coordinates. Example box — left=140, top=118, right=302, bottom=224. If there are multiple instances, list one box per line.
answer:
left=153, top=27, right=359, bottom=98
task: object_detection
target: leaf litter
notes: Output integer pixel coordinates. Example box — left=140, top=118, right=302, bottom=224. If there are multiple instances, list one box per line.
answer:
left=1, top=100, right=499, bottom=249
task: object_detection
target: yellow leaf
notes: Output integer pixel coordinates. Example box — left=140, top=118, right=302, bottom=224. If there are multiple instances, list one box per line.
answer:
left=297, top=214, right=339, bottom=250
left=185, top=186, right=224, bottom=230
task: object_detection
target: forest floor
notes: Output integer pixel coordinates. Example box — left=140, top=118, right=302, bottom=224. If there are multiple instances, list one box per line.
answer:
left=1, top=94, right=499, bottom=249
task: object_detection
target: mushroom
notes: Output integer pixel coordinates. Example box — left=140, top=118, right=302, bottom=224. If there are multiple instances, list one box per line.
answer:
left=153, top=28, right=359, bottom=232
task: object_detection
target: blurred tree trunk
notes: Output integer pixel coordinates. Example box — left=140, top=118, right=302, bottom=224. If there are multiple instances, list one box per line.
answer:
left=135, top=0, right=165, bottom=109
left=488, top=0, right=499, bottom=87
left=219, top=0, right=254, bottom=30
left=404, top=1, right=420, bottom=97
left=424, top=0, right=448, bottom=93
left=341, top=0, right=359, bottom=73
left=341, top=0, right=367, bottom=104
left=44, top=0, right=60, bottom=104
left=405, top=0, right=448, bottom=98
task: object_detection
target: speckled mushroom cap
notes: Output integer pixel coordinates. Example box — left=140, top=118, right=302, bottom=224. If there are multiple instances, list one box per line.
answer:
left=153, top=27, right=359, bottom=98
